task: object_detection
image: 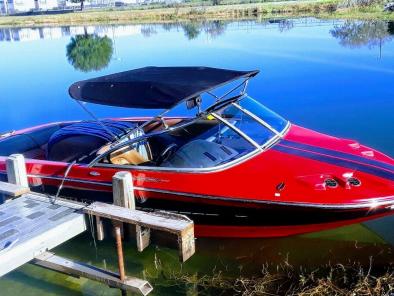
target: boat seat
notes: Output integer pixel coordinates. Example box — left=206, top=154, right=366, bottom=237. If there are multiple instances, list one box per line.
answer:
left=47, top=120, right=137, bottom=163
left=110, top=148, right=148, bottom=165
left=162, top=139, right=238, bottom=168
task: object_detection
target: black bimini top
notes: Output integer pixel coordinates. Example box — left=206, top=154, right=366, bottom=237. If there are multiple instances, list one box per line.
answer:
left=69, top=66, right=259, bottom=109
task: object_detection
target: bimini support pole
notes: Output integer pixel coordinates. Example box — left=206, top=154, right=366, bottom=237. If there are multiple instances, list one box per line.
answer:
left=74, top=99, right=119, bottom=141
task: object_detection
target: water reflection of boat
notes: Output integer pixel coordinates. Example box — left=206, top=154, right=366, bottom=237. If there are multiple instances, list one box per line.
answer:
left=0, top=66, right=393, bottom=238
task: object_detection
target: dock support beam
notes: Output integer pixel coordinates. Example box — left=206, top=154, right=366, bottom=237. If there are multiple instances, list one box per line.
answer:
left=6, top=154, right=28, bottom=187
left=33, top=252, right=153, bottom=296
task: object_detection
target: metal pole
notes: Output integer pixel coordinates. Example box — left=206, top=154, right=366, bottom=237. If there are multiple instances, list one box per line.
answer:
left=115, top=225, right=126, bottom=281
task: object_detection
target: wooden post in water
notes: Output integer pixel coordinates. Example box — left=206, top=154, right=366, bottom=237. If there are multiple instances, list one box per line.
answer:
left=95, top=216, right=105, bottom=241
left=112, top=172, right=133, bottom=296
left=6, top=154, right=28, bottom=187
left=115, top=226, right=126, bottom=281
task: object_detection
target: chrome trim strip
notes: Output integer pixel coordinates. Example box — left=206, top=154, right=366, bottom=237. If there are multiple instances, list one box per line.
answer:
left=92, top=148, right=261, bottom=173
left=232, top=102, right=281, bottom=136
left=211, top=113, right=262, bottom=150
left=26, top=174, right=112, bottom=187
left=24, top=173, right=394, bottom=210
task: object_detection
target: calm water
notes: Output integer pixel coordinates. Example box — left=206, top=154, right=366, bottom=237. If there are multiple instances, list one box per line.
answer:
left=0, top=18, right=394, bottom=295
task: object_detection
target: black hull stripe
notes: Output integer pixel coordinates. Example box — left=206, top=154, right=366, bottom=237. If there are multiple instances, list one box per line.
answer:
left=273, top=145, right=394, bottom=181
left=282, top=140, right=394, bottom=172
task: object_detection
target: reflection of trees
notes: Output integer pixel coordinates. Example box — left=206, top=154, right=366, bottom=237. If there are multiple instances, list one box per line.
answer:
left=141, top=25, right=157, bottom=37
left=162, top=23, right=180, bottom=32
left=66, top=33, right=113, bottom=72
left=278, top=19, right=294, bottom=32
left=330, top=20, right=393, bottom=49
left=203, top=21, right=227, bottom=39
left=388, top=22, right=394, bottom=35
left=181, top=22, right=202, bottom=40
left=180, top=21, right=227, bottom=40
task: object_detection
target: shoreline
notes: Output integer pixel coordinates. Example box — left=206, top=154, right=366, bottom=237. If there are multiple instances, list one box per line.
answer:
left=0, top=0, right=393, bottom=28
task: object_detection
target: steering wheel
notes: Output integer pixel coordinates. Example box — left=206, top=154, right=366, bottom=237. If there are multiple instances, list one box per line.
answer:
left=156, top=143, right=178, bottom=166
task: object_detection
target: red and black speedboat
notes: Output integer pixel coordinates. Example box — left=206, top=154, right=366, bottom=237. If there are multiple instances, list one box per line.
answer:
left=0, top=67, right=393, bottom=238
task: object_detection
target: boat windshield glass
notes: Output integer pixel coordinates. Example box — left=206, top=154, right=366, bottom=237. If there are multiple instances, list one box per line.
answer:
left=239, top=96, right=288, bottom=133
left=94, top=97, right=288, bottom=169
left=215, top=102, right=276, bottom=146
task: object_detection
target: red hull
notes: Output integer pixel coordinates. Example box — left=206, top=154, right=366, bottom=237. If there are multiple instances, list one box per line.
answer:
left=0, top=120, right=393, bottom=238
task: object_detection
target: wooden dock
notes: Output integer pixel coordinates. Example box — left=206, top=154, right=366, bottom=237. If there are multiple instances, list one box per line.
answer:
left=0, top=154, right=195, bottom=295
left=0, top=193, right=86, bottom=277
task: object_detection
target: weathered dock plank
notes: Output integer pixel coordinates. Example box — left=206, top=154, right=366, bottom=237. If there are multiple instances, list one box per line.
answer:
left=85, top=202, right=193, bottom=234
left=85, top=202, right=195, bottom=262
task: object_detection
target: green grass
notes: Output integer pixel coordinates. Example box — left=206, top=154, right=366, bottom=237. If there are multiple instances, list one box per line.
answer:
left=0, top=0, right=393, bottom=28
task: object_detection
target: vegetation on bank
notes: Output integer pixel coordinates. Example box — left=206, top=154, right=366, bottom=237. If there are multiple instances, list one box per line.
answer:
left=0, top=0, right=393, bottom=27
left=151, top=260, right=394, bottom=295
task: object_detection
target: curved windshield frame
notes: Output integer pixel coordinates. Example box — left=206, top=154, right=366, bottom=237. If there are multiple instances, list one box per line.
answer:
left=89, top=96, right=290, bottom=170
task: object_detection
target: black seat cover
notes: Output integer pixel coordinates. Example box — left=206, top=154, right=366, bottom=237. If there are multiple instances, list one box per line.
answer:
left=47, top=120, right=136, bottom=162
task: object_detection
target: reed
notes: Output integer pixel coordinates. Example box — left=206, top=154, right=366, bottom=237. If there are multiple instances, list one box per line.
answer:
left=151, top=259, right=394, bottom=295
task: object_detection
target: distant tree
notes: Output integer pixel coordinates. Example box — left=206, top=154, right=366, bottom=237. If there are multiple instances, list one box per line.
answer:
left=66, top=33, right=113, bottom=72
left=181, top=22, right=202, bottom=40
left=212, top=0, right=220, bottom=5
left=71, top=0, right=85, bottom=11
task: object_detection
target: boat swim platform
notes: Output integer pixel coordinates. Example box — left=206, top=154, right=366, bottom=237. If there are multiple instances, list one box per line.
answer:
left=0, top=154, right=196, bottom=296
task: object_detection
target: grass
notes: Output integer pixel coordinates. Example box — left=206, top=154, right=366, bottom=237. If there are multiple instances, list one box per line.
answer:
left=154, top=260, right=394, bottom=295
left=0, top=0, right=393, bottom=28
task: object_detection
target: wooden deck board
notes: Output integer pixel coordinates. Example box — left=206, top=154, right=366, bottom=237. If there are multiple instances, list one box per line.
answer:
left=0, top=181, right=30, bottom=197
left=85, top=202, right=193, bottom=234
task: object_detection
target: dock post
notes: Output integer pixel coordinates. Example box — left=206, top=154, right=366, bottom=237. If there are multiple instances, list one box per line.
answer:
left=96, top=216, right=105, bottom=241
left=6, top=154, right=28, bottom=187
left=113, top=171, right=135, bottom=209
left=112, top=171, right=150, bottom=251
left=178, top=226, right=195, bottom=263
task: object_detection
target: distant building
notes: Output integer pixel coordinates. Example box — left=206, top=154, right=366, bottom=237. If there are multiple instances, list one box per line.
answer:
left=0, top=0, right=180, bottom=14
left=1, top=0, right=59, bottom=13
left=0, top=24, right=142, bottom=42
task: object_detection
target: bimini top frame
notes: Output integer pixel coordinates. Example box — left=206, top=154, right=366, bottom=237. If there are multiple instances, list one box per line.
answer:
left=69, top=66, right=259, bottom=149
left=69, top=67, right=259, bottom=109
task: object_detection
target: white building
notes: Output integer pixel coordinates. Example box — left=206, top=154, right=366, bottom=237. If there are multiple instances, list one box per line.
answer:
left=1, top=0, right=59, bottom=13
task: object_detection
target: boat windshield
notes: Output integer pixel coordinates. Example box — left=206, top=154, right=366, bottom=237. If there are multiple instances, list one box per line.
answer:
left=93, top=96, right=289, bottom=170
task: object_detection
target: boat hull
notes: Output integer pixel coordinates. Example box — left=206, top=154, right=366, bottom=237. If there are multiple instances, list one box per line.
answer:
left=37, top=184, right=394, bottom=238
left=0, top=120, right=393, bottom=238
